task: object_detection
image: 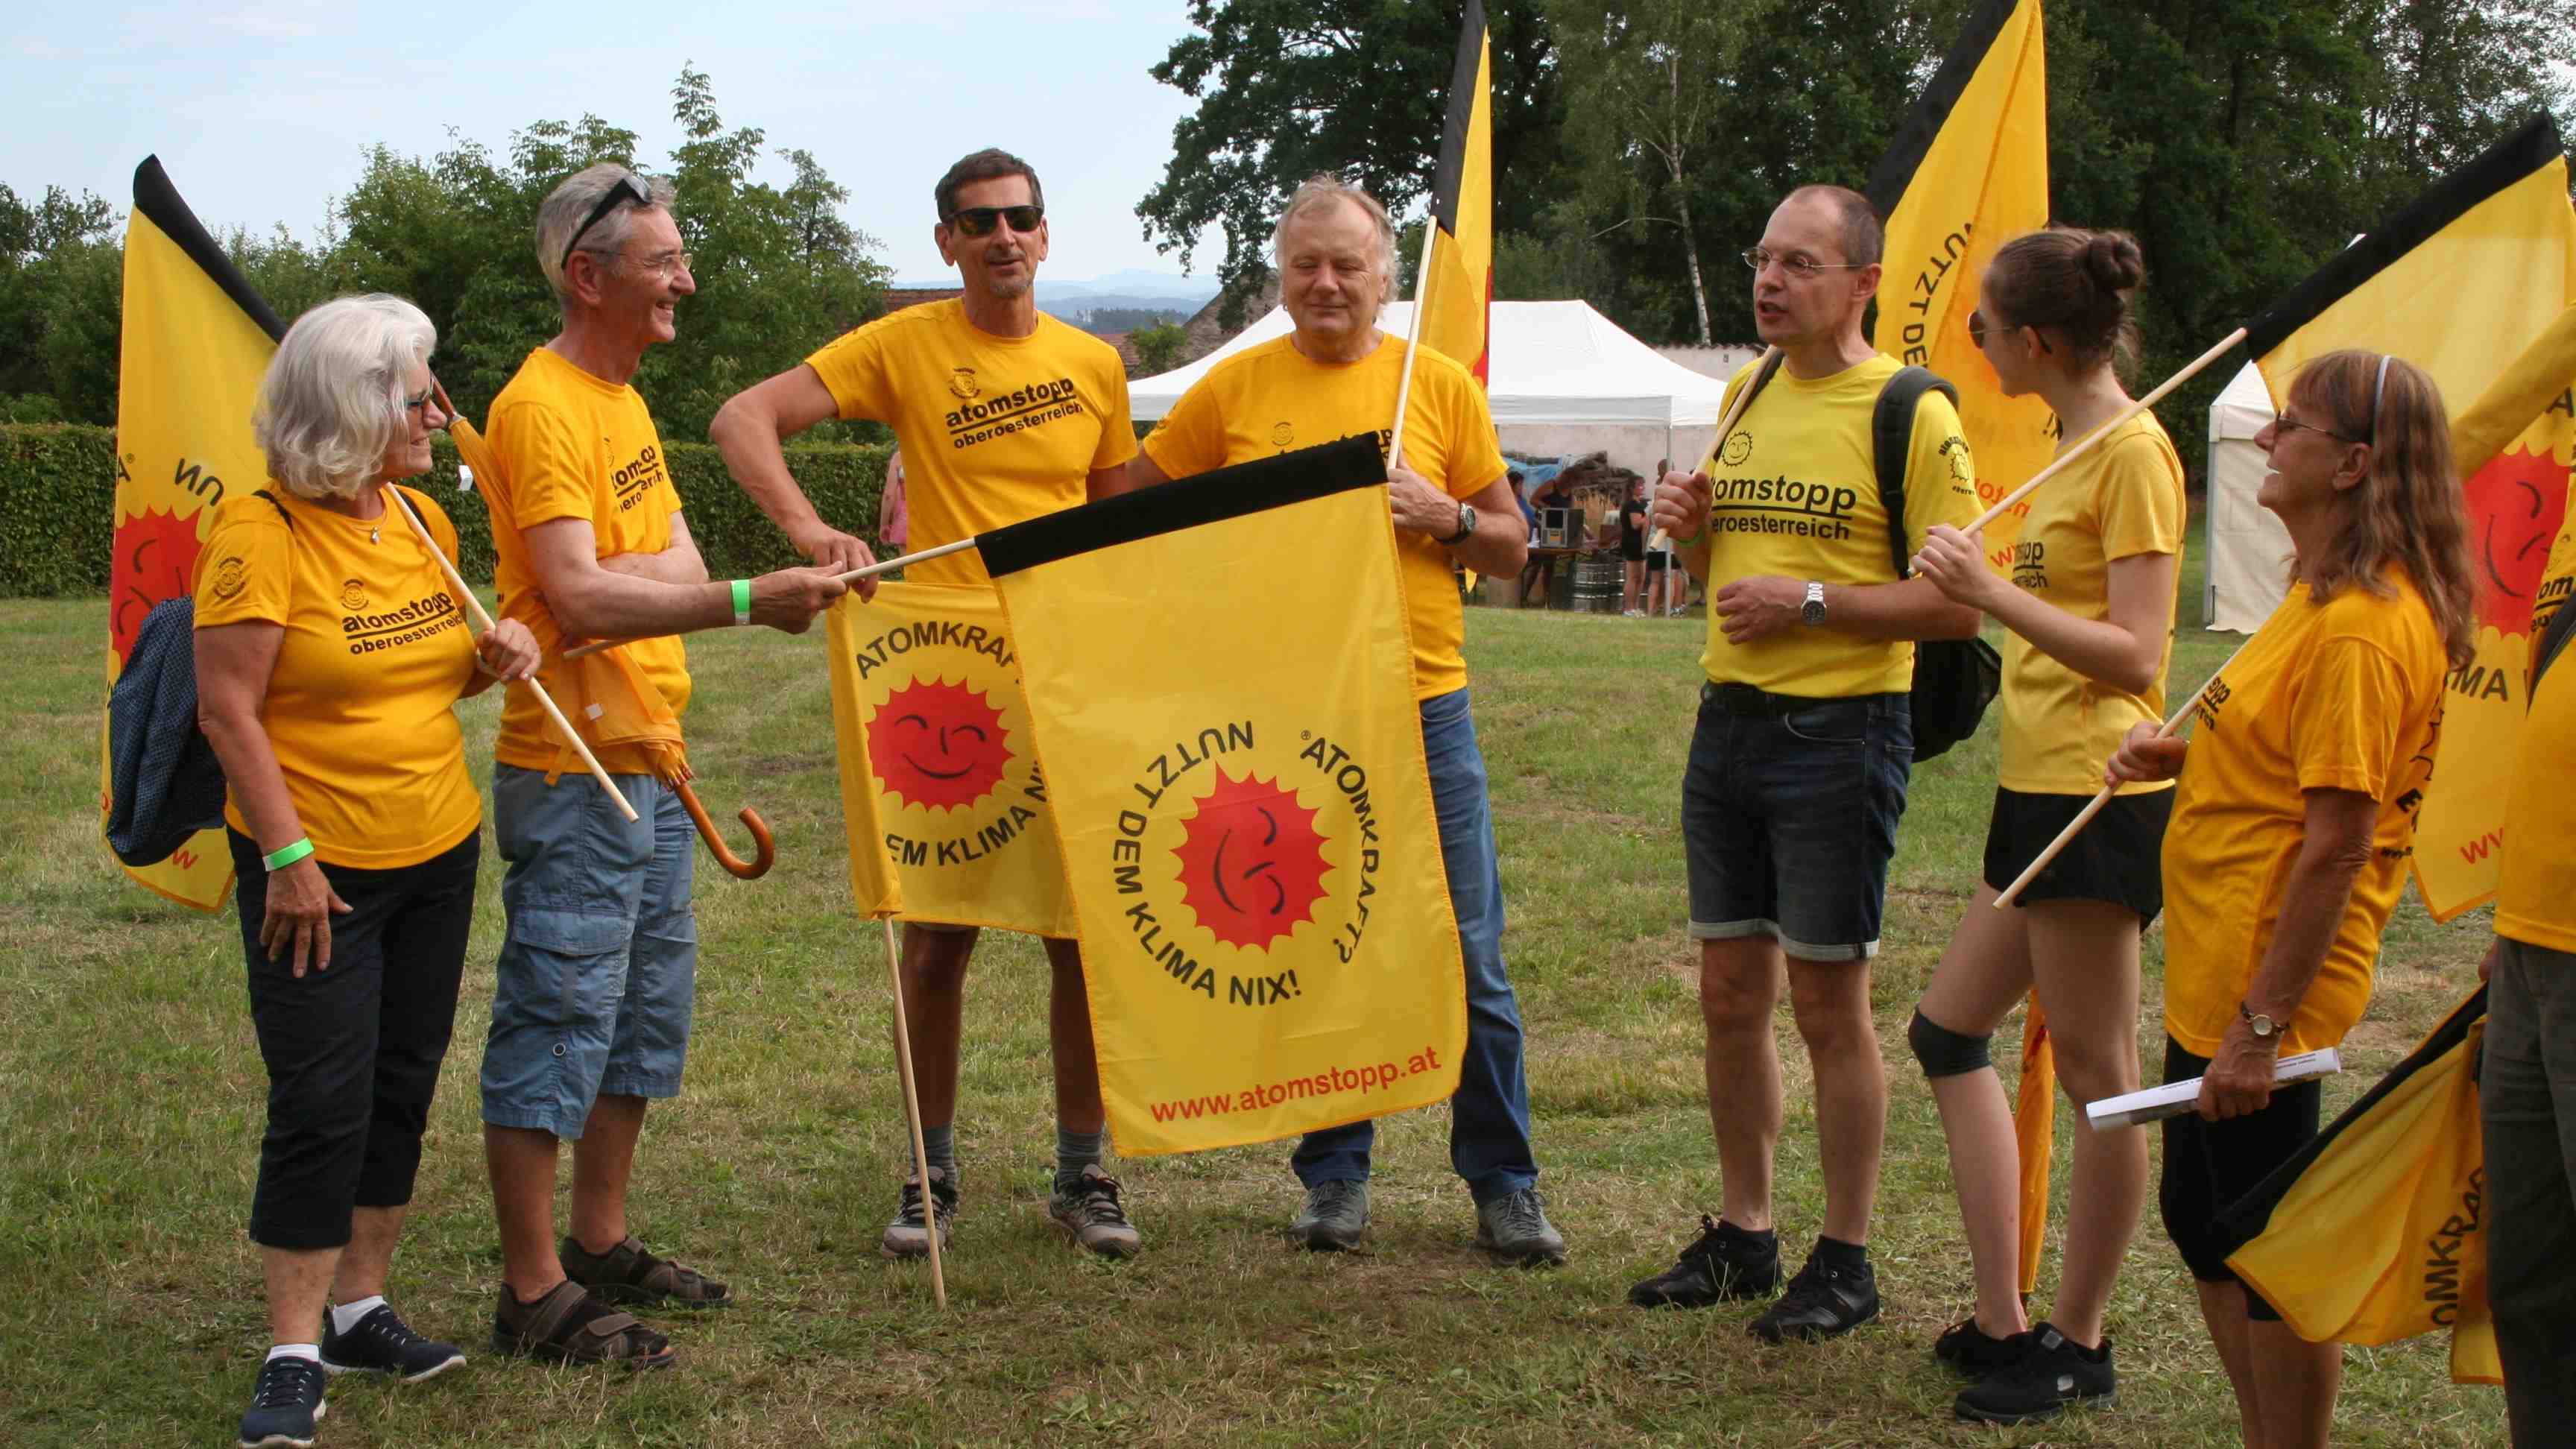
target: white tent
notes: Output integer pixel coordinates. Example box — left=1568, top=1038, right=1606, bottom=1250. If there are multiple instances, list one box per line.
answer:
left=1128, top=300, right=1733, bottom=473
left=2205, top=359, right=2293, bottom=632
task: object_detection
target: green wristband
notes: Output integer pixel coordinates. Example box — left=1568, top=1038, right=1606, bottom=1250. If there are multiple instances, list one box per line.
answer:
left=263, top=837, right=315, bottom=871
left=730, top=577, right=752, bottom=626
left=1670, top=528, right=1706, bottom=549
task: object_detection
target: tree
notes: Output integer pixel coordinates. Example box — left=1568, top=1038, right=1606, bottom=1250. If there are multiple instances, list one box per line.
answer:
left=0, top=183, right=119, bottom=423
left=1131, top=321, right=1187, bottom=375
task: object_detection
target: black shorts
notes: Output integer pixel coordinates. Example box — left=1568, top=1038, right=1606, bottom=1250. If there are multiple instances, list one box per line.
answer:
left=1982, top=786, right=2171, bottom=924
left=1645, top=549, right=1673, bottom=571
left=1619, top=540, right=1645, bottom=562
left=2158, top=1038, right=2323, bottom=1320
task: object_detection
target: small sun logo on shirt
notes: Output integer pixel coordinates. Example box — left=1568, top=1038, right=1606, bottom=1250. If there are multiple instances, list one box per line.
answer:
left=1270, top=421, right=1295, bottom=449
left=340, top=579, right=368, bottom=611
left=948, top=367, right=980, bottom=400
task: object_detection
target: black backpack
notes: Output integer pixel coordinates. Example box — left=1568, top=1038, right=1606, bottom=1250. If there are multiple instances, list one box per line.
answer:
left=1732, top=351, right=2001, bottom=762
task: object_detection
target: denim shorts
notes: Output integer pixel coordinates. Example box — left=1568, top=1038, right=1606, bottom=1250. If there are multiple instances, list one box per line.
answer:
left=1681, top=684, right=1912, bottom=960
left=481, top=765, right=698, bottom=1139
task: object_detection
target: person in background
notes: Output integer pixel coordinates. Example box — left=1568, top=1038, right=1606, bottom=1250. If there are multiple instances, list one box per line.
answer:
left=200, top=294, right=540, bottom=1449
left=1615, top=473, right=1650, bottom=615
left=2108, top=349, right=2472, bottom=1449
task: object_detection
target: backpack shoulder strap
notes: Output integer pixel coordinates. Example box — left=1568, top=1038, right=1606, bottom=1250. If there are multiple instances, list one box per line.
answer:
left=1872, top=365, right=1957, bottom=580
left=1732, top=348, right=1787, bottom=430
left=251, top=487, right=298, bottom=533
left=2536, top=596, right=2576, bottom=689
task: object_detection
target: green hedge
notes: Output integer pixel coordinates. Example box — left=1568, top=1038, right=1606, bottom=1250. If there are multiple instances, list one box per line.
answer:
left=0, top=423, right=889, bottom=596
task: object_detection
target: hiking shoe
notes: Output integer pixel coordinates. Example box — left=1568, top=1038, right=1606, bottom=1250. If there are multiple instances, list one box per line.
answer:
left=238, top=1354, right=326, bottom=1448
left=1290, top=1178, right=1369, bottom=1251
left=1749, top=1254, right=1881, bottom=1342
left=560, top=1234, right=729, bottom=1308
left=1627, top=1215, right=1781, bottom=1308
left=1474, top=1187, right=1568, bottom=1265
left=1933, top=1307, right=2033, bottom=1377
left=1049, top=1164, right=1142, bottom=1259
left=1954, top=1322, right=2116, bottom=1423
left=321, top=1301, right=464, bottom=1382
left=490, top=1280, right=675, bottom=1370
left=882, top=1166, right=959, bottom=1260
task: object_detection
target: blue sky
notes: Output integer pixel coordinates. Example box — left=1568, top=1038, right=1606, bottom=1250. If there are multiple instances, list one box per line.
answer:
left=2, top=0, right=1228, bottom=282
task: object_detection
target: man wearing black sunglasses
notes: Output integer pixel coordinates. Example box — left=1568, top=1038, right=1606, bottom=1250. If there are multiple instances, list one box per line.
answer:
left=712, top=147, right=1142, bottom=1265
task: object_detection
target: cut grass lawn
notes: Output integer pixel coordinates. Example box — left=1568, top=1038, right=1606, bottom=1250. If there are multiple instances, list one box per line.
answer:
left=0, top=569, right=2501, bottom=1447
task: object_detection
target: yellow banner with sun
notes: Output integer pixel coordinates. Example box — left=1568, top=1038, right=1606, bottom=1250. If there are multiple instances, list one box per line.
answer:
left=824, top=582, right=1076, bottom=937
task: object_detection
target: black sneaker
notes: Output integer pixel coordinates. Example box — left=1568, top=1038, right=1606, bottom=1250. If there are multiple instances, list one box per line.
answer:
left=1749, top=1254, right=1880, bottom=1342
left=238, top=1354, right=326, bottom=1449
left=881, top=1166, right=959, bottom=1260
left=1954, top=1322, right=2116, bottom=1424
left=1626, top=1215, right=1781, bottom=1308
left=1933, top=1315, right=2033, bottom=1377
left=321, top=1301, right=466, bottom=1382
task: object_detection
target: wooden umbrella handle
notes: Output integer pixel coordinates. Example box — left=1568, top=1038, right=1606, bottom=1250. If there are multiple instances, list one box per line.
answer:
left=673, top=777, right=774, bottom=880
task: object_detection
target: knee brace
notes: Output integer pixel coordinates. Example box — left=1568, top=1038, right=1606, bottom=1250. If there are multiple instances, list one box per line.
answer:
left=1908, top=1008, right=1994, bottom=1079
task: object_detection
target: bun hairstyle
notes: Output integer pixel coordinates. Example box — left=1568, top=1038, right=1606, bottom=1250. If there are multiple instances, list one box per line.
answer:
left=1981, top=227, right=2147, bottom=378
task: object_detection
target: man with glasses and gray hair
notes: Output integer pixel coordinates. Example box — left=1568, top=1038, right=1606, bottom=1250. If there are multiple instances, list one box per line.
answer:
left=1627, top=183, right=1980, bottom=1340
left=711, top=147, right=1143, bottom=1263
left=477, top=162, right=846, bottom=1368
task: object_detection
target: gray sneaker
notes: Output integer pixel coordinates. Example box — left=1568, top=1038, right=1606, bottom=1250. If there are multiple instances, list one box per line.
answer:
left=1049, top=1164, right=1141, bottom=1259
left=880, top=1166, right=957, bottom=1260
left=1475, top=1187, right=1568, bottom=1265
left=1290, top=1178, right=1369, bottom=1251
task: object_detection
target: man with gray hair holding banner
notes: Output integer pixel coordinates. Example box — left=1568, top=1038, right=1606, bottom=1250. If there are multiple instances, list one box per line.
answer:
left=1124, top=175, right=1563, bottom=1264
left=477, top=162, right=844, bottom=1369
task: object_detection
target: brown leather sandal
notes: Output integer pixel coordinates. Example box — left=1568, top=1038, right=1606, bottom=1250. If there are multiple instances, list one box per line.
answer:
left=490, top=1280, right=676, bottom=1369
left=560, top=1234, right=731, bottom=1308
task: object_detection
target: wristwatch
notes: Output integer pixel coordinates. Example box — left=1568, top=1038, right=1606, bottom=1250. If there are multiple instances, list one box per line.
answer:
left=1440, top=503, right=1478, bottom=546
left=2239, top=1003, right=2279, bottom=1041
left=1800, top=580, right=1828, bottom=627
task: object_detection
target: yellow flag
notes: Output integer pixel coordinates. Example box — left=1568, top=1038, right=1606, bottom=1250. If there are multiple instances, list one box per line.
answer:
left=102, top=158, right=285, bottom=912
left=2223, top=988, right=2498, bottom=1384
left=824, top=581, right=1075, bottom=936
left=978, top=438, right=1466, bottom=1155
left=1420, top=0, right=1492, bottom=388
left=2247, top=116, right=2576, bottom=919
left=1866, top=0, right=2054, bottom=575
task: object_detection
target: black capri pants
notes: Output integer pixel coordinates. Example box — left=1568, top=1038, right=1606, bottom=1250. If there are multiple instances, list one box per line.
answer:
left=230, top=828, right=479, bottom=1250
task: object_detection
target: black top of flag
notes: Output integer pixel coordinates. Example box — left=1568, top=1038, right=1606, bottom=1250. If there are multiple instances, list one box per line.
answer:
left=1865, top=0, right=2024, bottom=216
left=1428, top=0, right=1489, bottom=238
left=2244, top=115, right=2565, bottom=361
left=977, top=436, right=1388, bottom=578
left=132, top=156, right=288, bottom=345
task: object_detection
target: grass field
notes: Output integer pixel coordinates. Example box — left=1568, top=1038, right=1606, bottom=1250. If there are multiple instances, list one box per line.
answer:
left=0, top=572, right=2503, bottom=1447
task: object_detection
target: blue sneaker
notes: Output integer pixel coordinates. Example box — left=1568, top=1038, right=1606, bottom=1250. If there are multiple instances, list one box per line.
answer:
left=238, top=1354, right=326, bottom=1448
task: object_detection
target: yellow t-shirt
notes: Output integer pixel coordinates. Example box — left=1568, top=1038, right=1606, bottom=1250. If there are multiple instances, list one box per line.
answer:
left=1140, top=332, right=1506, bottom=701
left=192, top=486, right=482, bottom=868
left=2498, top=487, right=2576, bottom=952
left=1696, top=354, right=1980, bottom=696
left=806, top=300, right=1136, bottom=587
left=1998, top=414, right=2188, bottom=795
left=486, top=347, right=692, bottom=776
left=2160, top=573, right=2450, bottom=1055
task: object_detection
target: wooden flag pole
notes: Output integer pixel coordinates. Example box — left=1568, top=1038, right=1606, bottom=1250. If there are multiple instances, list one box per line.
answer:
left=1386, top=213, right=1446, bottom=467
left=380, top=485, right=637, bottom=822
left=561, top=540, right=977, bottom=662
left=881, top=915, right=948, bottom=1309
left=1992, top=631, right=2261, bottom=908
left=1963, top=326, right=2247, bottom=535
left=1647, top=346, right=1776, bottom=552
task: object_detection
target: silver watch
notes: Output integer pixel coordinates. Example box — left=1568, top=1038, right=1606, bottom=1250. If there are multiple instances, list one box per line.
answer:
left=1800, top=580, right=1828, bottom=627
left=1441, top=503, right=1477, bottom=546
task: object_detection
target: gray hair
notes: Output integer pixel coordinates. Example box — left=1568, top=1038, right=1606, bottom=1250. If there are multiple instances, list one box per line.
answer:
left=535, top=162, right=678, bottom=303
left=252, top=294, right=437, bottom=501
left=1271, top=175, right=1397, bottom=287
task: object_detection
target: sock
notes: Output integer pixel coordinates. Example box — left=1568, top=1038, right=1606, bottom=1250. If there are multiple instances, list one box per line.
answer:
left=915, top=1123, right=956, bottom=1180
left=1055, top=1124, right=1106, bottom=1185
left=266, top=1342, right=320, bottom=1365
left=1715, top=1219, right=1777, bottom=1248
left=1813, top=1234, right=1869, bottom=1271
left=328, top=1295, right=385, bottom=1336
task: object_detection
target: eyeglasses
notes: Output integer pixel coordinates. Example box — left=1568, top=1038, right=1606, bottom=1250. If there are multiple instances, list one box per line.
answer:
left=593, top=247, right=693, bottom=279
left=944, top=204, right=1044, bottom=237
left=1967, top=310, right=2050, bottom=354
left=401, top=384, right=436, bottom=415
left=559, top=172, right=654, bottom=273
left=1741, top=247, right=1863, bottom=280
left=2273, top=412, right=2361, bottom=444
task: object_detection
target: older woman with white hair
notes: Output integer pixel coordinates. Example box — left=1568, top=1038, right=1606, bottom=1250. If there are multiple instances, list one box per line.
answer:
left=195, top=293, right=536, bottom=1449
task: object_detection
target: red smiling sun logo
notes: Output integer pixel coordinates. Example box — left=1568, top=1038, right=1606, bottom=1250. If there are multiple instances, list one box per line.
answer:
left=868, top=678, right=1011, bottom=811
left=109, top=505, right=203, bottom=666
left=2463, top=446, right=2572, bottom=631
left=1172, top=769, right=1332, bottom=951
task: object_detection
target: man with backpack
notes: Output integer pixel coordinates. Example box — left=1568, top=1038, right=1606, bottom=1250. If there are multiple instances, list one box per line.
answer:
left=1632, top=183, right=1981, bottom=1341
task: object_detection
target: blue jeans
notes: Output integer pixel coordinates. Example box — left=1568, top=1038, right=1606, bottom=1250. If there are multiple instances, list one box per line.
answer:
left=1292, top=688, right=1538, bottom=1204
left=481, top=766, right=698, bottom=1139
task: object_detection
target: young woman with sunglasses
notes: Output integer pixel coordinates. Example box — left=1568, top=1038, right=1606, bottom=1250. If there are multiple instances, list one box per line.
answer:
left=1901, top=227, right=2185, bottom=1424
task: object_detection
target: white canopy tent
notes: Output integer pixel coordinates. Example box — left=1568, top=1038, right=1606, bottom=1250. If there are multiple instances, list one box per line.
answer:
left=2205, top=359, right=2293, bottom=632
left=1128, top=300, right=1734, bottom=473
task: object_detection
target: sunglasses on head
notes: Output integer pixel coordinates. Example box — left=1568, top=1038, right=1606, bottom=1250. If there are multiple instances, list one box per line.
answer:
left=944, top=204, right=1044, bottom=238
left=560, top=172, right=654, bottom=273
